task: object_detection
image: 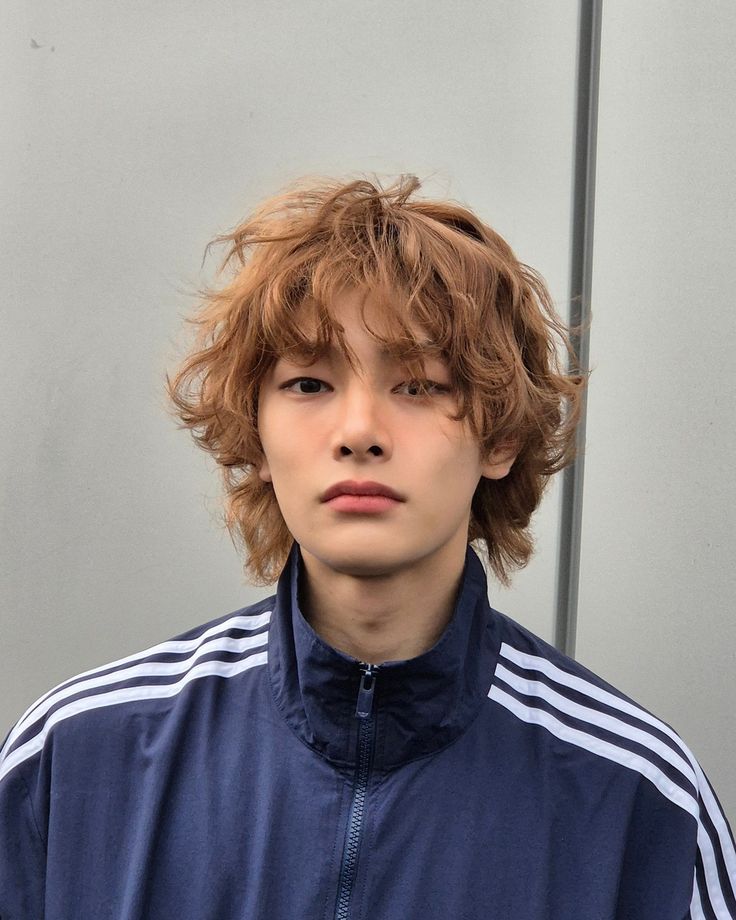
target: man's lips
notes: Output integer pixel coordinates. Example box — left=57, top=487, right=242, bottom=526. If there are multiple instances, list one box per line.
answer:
left=325, top=494, right=402, bottom=513
left=321, top=480, right=406, bottom=502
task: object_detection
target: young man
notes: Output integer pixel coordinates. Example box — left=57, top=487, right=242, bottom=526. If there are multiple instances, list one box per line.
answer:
left=1, top=175, right=734, bottom=918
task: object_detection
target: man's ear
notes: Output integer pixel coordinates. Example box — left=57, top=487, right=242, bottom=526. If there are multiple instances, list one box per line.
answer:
left=257, top=452, right=272, bottom=484
left=480, top=440, right=519, bottom=481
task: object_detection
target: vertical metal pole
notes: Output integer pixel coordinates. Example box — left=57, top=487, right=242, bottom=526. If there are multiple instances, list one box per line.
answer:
left=554, top=0, right=603, bottom=656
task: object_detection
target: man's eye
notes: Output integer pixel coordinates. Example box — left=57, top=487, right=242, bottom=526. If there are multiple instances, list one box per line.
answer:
left=398, top=380, right=449, bottom=397
left=281, top=377, right=329, bottom=395
left=279, top=378, right=450, bottom=397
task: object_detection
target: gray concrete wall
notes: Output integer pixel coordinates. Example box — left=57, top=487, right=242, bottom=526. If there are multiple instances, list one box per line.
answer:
left=576, top=0, right=736, bottom=820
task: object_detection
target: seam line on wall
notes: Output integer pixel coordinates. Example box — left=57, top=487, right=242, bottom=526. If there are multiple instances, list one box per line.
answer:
left=554, top=0, right=603, bottom=657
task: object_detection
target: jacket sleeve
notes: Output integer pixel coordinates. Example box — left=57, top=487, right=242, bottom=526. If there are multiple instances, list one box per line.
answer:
left=687, top=760, right=736, bottom=919
left=0, top=749, right=46, bottom=919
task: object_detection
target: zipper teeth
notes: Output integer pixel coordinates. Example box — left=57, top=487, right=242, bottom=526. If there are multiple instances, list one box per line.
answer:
left=334, top=709, right=374, bottom=919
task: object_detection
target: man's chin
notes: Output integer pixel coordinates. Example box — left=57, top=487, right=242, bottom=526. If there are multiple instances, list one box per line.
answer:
left=300, top=541, right=419, bottom=581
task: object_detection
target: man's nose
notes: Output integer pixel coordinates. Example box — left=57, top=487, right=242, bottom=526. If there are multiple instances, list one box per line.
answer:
left=332, top=382, right=393, bottom=460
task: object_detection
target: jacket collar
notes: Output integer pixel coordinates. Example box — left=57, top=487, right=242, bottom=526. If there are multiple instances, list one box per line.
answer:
left=268, top=542, right=502, bottom=771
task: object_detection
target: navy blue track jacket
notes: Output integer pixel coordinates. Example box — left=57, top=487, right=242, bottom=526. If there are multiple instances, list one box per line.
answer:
left=1, top=543, right=735, bottom=919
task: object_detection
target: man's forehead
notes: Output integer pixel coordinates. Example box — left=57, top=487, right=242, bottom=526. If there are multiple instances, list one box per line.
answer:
left=277, top=338, right=447, bottom=367
left=319, top=338, right=444, bottom=359
left=273, top=289, right=450, bottom=367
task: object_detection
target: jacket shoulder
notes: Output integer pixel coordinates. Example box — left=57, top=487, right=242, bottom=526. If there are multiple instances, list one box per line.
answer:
left=487, top=608, right=736, bottom=913
left=0, top=594, right=276, bottom=786
left=488, top=607, right=693, bottom=784
left=492, top=609, right=642, bottom=702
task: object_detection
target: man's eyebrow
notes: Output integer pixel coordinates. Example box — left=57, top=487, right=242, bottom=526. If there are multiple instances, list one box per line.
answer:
left=315, top=341, right=446, bottom=361
left=275, top=339, right=448, bottom=370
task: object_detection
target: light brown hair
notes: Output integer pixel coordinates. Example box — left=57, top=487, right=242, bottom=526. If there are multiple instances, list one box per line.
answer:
left=166, top=174, right=586, bottom=586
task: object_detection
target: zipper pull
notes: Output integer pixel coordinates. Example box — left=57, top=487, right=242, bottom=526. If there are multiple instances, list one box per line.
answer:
left=355, top=664, right=378, bottom=720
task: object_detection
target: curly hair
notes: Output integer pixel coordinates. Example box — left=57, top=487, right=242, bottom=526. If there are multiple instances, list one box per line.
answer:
left=166, top=173, right=586, bottom=587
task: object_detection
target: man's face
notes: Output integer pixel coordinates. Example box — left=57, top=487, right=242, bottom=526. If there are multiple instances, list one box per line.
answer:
left=256, top=287, right=515, bottom=580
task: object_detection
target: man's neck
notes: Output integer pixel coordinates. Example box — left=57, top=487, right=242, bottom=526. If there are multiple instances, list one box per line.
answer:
left=297, top=545, right=466, bottom=665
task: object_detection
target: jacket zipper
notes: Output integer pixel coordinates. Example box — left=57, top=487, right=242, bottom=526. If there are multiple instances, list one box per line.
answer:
left=333, top=663, right=378, bottom=920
